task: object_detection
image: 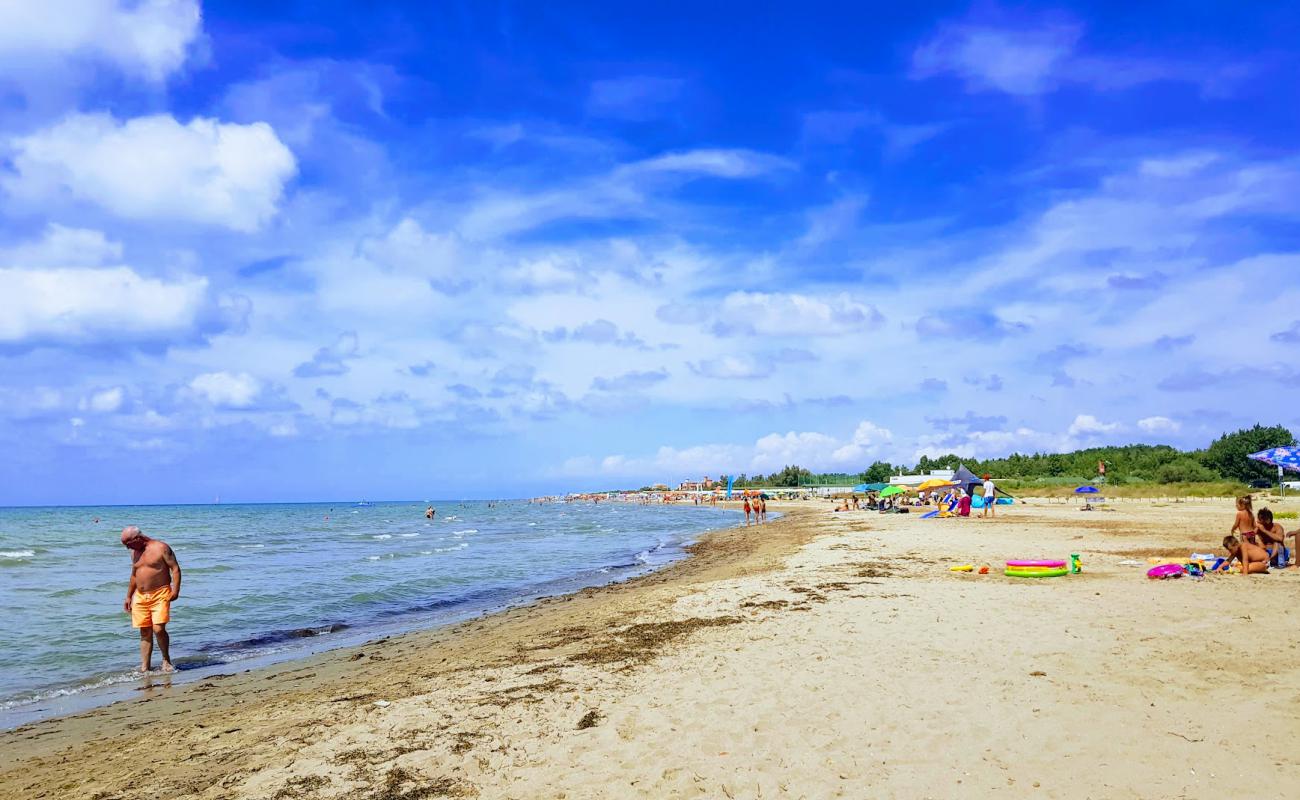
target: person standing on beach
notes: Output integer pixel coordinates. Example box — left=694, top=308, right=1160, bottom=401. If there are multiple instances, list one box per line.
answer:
left=121, top=526, right=181, bottom=672
left=743, top=497, right=752, bottom=525
left=981, top=474, right=996, bottom=518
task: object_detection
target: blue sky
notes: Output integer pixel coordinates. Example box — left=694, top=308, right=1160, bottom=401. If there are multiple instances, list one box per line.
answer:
left=2, top=1, right=1298, bottom=504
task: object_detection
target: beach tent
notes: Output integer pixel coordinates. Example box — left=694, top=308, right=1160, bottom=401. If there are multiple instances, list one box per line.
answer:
left=952, top=464, right=982, bottom=495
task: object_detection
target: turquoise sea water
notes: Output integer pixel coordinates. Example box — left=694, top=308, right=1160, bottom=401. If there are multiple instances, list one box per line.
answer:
left=0, top=500, right=738, bottom=727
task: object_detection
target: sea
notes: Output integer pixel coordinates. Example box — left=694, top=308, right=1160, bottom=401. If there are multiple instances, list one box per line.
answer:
left=0, top=500, right=740, bottom=728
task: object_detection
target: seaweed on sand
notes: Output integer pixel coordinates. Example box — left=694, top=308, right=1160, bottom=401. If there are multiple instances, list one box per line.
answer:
left=571, top=616, right=742, bottom=665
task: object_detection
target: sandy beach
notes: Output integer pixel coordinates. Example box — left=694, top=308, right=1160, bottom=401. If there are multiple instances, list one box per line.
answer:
left=3, top=499, right=1299, bottom=799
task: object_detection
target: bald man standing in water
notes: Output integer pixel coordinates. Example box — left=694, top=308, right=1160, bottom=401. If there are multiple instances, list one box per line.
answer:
left=121, top=526, right=182, bottom=672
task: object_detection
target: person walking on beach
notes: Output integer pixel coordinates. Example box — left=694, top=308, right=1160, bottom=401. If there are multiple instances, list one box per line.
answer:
left=981, top=474, right=997, bottom=518
left=743, top=497, right=752, bottom=526
left=121, top=526, right=181, bottom=672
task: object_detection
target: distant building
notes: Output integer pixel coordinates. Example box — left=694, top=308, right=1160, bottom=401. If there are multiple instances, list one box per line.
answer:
left=889, top=469, right=955, bottom=486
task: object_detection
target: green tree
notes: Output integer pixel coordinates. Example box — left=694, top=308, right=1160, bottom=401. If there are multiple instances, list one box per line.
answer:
left=772, top=464, right=813, bottom=487
left=862, top=460, right=894, bottom=483
left=1154, top=457, right=1217, bottom=484
left=1202, top=425, right=1296, bottom=482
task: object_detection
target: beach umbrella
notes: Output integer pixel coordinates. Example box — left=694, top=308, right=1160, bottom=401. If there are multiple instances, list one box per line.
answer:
left=1075, top=486, right=1100, bottom=494
left=853, top=483, right=869, bottom=492
left=863, top=482, right=890, bottom=492
left=1248, top=446, right=1300, bottom=472
left=1249, top=446, right=1300, bottom=497
left=917, top=479, right=958, bottom=491
left=879, top=485, right=906, bottom=498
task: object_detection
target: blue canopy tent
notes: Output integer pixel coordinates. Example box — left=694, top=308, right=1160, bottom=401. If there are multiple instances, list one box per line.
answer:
left=1248, top=446, right=1300, bottom=497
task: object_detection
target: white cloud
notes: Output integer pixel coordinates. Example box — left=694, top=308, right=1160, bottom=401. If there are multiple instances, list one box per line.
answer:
left=912, top=22, right=1080, bottom=95
left=716, top=291, right=883, bottom=336
left=0, top=0, right=202, bottom=81
left=188, top=372, right=262, bottom=408
left=689, top=355, right=772, bottom=380
left=1137, top=416, right=1181, bottom=434
left=0, top=265, right=210, bottom=345
left=565, top=419, right=897, bottom=480
left=360, top=218, right=463, bottom=285
left=626, top=148, right=792, bottom=179
left=82, top=387, right=124, bottom=413
left=0, top=224, right=233, bottom=348
left=5, top=113, right=296, bottom=231
left=1067, top=414, right=1121, bottom=436
left=912, top=19, right=1246, bottom=98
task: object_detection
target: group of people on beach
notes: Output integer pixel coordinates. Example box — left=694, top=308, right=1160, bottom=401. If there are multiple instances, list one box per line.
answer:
left=742, top=495, right=768, bottom=525
left=1222, top=495, right=1296, bottom=574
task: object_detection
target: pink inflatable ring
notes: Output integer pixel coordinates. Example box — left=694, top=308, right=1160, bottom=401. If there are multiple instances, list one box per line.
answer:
left=1006, top=560, right=1067, bottom=568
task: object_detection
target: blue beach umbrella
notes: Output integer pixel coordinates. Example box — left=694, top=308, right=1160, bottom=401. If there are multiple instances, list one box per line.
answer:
left=1248, top=446, right=1300, bottom=473
left=1075, top=486, right=1100, bottom=494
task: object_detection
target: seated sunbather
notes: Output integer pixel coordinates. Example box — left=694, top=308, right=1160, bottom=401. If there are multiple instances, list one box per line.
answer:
left=1221, top=535, right=1270, bottom=575
left=1254, top=508, right=1289, bottom=566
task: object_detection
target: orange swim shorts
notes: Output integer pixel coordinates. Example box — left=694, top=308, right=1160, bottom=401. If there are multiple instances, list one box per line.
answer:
left=131, top=585, right=172, bottom=628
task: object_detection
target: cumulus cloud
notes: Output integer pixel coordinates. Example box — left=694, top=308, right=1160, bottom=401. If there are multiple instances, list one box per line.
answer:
left=563, top=419, right=896, bottom=480
left=0, top=266, right=212, bottom=346
left=1067, top=414, right=1121, bottom=436
left=293, top=332, right=360, bottom=378
left=689, top=355, right=772, bottom=380
left=1137, top=416, right=1181, bottom=434
left=0, top=225, right=239, bottom=348
left=359, top=218, right=463, bottom=287
left=590, top=369, right=669, bottom=392
left=660, top=291, right=882, bottom=338
left=4, top=113, right=296, bottom=231
left=188, top=372, right=262, bottom=408
left=81, top=386, right=124, bottom=414
left=0, top=0, right=202, bottom=81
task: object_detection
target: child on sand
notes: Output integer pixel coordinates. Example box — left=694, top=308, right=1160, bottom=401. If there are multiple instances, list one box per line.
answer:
left=1231, top=496, right=1255, bottom=542
left=1221, top=535, right=1270, bottom=575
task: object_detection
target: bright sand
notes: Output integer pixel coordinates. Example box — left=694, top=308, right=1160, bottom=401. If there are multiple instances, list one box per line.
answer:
left=3, top=499, right=1299, bottom=799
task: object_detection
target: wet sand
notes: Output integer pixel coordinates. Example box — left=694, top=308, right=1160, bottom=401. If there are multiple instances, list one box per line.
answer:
left=3, top=499, right=1299, bottom=799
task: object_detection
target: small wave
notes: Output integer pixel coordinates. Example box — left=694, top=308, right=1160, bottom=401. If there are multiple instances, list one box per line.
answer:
left=432, top=543, right=469, bottom=553
left=366, top=555, right=381, bottom=561
left=452, top=529, right=478, bottom=535
left=1, top=550, right=35, bottom=559
left=373, top=534, right=392, bottom=540
left=398, top=533, right=419, bottom=538
left=239, top=544, right=265, bottom=549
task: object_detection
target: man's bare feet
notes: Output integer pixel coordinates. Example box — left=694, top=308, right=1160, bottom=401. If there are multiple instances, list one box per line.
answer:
left=160, top=661, right=175, bottom=672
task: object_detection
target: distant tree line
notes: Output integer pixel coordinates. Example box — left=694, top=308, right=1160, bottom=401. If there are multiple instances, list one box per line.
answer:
left=715, top=425, right=1295, bottom=489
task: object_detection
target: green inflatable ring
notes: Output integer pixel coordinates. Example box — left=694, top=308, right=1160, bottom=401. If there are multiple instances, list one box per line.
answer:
left=1005, top=567, right=1068, bottom=578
